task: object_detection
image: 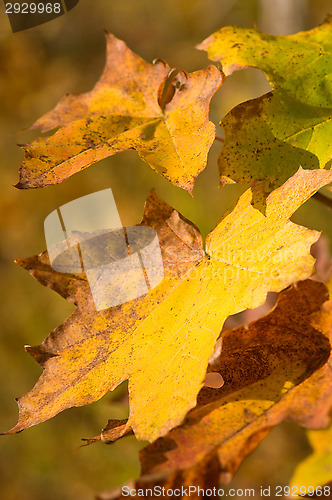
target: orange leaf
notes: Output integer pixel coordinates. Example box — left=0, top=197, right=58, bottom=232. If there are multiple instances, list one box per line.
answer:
left=16, top=33, right=222, bottom=193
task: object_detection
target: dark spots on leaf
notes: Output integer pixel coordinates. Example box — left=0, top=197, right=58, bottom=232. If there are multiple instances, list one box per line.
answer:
left=140, top=121, right=159, bottom=141
left=86, top=139, right=96, bottom=148
left=153, top=164, right=167, bottom=175
left=244, top=408, right=255, bottom=418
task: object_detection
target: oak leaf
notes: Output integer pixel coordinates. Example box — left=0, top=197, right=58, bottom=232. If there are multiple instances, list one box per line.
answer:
left=6, top=168, right=332, bottom=442
left=16, top=33, right=222, bottom=193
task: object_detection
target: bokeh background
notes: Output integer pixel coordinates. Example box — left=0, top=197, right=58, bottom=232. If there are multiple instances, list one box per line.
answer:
left=0, top=1, right=332, bottom=498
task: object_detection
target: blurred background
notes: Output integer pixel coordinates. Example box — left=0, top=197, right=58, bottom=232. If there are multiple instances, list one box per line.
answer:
left=0, top=0, right=332, bottom=498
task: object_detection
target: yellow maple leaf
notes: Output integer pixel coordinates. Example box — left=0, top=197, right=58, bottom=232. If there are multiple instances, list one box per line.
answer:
left=134, top=280, right=332, bottom=483
left=16, top=32, right=222, bottom=193
left=6, top=168, right=332, bottom=442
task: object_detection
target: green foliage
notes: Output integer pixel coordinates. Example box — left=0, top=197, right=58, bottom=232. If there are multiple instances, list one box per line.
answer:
left=198, top=16, right=332, bottom=188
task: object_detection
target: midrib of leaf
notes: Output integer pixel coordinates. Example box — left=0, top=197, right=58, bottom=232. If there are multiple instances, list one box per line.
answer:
left=162, top=121, right=189, bottom=176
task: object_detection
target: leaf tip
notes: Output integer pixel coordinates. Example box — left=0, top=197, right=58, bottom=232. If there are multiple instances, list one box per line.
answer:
left=1, top=423, right=25, bottom=436
left=187, top=184, right=194, bottom=196
left=195, top=38, right=209, bottom=53
left=24, top=344, right=57, bottom=365
left=14, top=181, right=25, bottom=190
left=14, top=257, right=29, bottom=269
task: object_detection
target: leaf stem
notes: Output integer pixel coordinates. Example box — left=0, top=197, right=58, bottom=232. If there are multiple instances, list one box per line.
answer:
left=313, top=192, right=332, bottom=210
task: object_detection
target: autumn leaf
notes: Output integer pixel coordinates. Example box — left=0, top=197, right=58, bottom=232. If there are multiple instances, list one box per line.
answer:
left=16, top=32, right=222, bottom=193
left=218, top=93, right=319, bottom=188
left=266, top=91, right=332, bottom=169
left=134, top=280, right=332, bottom=483
left=197, top=16, right=332, bottom=107
left=288, top=300, right=332, bottom=498
left=290, top=425, right=332, bottom=495
left=6, top=168, right=332, bottom=442
left=197, top=16, right=332, bottom=186
left=87, top=279, right=332, bottom=485
left=218, top=90, right=332, bottom=188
